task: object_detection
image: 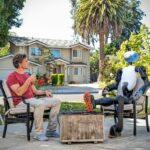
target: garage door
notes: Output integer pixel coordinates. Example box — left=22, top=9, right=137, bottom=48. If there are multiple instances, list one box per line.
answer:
left=0, top=69, right=15, bottom=80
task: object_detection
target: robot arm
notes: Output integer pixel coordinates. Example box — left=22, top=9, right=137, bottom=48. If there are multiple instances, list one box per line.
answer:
left=135, top=66, right=149, bottom=84
left=102, top=68, right=122, bottom=96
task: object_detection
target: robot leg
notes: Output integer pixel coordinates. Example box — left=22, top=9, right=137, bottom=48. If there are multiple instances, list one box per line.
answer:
left=109, top=95, right=125, bottom=137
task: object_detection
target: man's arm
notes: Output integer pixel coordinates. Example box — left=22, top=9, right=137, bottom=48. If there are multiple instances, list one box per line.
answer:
left=10, top=75, right=36, bottom=96
left=31, top=85, right=53, bottom=97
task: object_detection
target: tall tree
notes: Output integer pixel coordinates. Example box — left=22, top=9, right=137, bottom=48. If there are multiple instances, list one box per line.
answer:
left=105, top=0, right=145, bottom=54
left=0, top=0, right=25, bottom=47
left=73, top=0, right=127, bottom=81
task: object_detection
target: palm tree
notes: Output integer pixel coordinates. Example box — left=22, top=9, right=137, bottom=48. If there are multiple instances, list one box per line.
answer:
left=73, top=0, right=127, bottom=81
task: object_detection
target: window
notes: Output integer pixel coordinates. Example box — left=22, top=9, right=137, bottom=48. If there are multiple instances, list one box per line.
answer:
left=68, top=67, right=72, bottom=75
left=73, top=67, right=83, bottom=75
left=51, top=49, right=61, bottom=58
left=73, top=50, right=82, bottom=58
left=31, top=47, right=42, bottom=56
left=74, top=68, right=78, bottom=75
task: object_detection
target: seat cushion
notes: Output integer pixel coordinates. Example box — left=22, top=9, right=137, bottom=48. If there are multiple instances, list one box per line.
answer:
left=2, top=79, right=14, bottom=108
left=146, top=89, right=150, bottom=96
left=102, top=104, right=143, bottom=113
left=8, top=106, right=50, bottom=115
left=9, top=107, right=35, bottom=115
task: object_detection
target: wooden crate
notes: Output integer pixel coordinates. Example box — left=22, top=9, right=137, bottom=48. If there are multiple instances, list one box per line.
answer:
left=60, top=111, right=104, bottom=143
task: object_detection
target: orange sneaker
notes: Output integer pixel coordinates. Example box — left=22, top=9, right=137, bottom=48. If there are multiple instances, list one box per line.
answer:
left=83, top=91, right=93, bottom=112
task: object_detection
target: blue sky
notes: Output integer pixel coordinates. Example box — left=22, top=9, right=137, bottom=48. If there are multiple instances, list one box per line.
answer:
left=10, top=0, right=150, bottom=40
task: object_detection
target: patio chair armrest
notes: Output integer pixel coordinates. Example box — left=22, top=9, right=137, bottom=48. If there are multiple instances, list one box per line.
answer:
left=6, top=96, right=28, bottom=105
left=6, top=96, right=31, bottom=114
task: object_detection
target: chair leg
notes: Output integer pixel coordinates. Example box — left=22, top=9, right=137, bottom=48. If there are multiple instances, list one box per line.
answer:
left=3, top=119, right=7, bottom=138
left=27, top=116, right=30, bottom=141
left=145, top=113, right=149, bottom=132
left=114, top=105, right=118, bottom=124
left=30, top=119, right=34, bottom=133
left=133, top=101, right=136, bottom=136
left=145, top=97, right=149, bottom=132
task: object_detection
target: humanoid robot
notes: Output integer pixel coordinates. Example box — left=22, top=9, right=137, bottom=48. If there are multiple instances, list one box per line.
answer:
left=84, top=51, right=149, bottom=137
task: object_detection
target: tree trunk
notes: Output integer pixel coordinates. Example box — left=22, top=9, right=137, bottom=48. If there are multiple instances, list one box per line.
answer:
left=97, top=30, right=105, bottom=82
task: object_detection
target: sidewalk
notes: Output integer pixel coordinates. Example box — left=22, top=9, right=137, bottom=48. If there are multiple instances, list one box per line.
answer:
left=0, top=117, right=150, bottom=150
left=40, top=83, right=100, bottom=94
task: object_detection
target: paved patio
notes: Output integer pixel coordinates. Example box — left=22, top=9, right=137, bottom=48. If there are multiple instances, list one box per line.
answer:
left=1, top=83, right=150, bottom=149
left=0, top=117, right=150, bottom=150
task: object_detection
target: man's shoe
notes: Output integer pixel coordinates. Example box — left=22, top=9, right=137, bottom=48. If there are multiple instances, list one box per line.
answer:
left=33, top=133, right=49, bottom=141
left=83, top=92, right=96, bottom=112
left=46, top=130, right=60, bottom=138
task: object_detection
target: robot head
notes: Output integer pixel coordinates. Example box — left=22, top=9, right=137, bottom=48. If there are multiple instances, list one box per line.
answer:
left=124, top=51, right=139, bottom=63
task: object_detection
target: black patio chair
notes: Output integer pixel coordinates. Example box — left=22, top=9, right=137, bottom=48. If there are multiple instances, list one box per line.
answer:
left=101, top=77, right=150, bottom=136
left=0, top=80, right=34, bottom=141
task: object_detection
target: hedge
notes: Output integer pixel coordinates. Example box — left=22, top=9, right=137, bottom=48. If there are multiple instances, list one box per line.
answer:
left=51, top=74, right=64, bottom=85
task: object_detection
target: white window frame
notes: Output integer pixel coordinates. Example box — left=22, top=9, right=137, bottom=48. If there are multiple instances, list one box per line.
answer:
left=68, top=67, right=72, bottom=75
left=73, top=67, right=83, bottom=76
left=31, top=47, right=42, bottom=56
left=74, top=67, right=79, bottom=75
left=51, top=49, right=61, bottom=58
left=72, top=50, right=82, bottom=58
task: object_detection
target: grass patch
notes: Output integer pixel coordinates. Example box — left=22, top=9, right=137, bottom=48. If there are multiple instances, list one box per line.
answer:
left=60, top=101, right=100, bottom=112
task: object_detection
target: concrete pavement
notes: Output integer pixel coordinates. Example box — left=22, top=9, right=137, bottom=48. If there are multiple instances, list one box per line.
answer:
left=0, top=117, right=150, bottom=150
left=1, top=83, right=150, bottom=149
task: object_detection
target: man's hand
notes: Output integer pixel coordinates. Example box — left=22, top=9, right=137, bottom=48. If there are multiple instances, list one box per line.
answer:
left=45, top=90, right=53, bottom=97
left=28, top=74, right=37, bottom=83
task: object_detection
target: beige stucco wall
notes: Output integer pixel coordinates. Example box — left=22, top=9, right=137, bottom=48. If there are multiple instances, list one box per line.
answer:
left=58, top=48, right=70, bottom=61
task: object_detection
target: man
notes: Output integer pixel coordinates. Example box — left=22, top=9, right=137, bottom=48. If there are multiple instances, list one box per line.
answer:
left=7, top=54, right=61, bottom=141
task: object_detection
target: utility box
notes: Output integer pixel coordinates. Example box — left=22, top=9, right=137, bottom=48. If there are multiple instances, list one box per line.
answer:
left=60, top=111, right=104, bottom=144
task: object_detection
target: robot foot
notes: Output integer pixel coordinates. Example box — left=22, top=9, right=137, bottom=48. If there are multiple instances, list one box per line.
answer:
left=83, top=91, right=96, bottom=112
left=109, top=125, right=121, bottom=138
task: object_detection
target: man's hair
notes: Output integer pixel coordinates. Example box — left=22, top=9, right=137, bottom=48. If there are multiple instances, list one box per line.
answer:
left=13, top=54, right=27, bottom=68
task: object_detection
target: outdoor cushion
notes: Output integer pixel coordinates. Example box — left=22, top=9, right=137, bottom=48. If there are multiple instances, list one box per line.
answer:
left=103, top=104, right=143, bottom=113
left=145, top=89, right=150, bottom=96
left=8, top=107, right=35, bottom=115
left=2, top=79, right=15, bottom=108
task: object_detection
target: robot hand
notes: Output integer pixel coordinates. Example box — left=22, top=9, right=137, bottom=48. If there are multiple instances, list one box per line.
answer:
left=102, top=87, right=109, bottom=97
left=132, top=89, right=143, bottom=101
left=133, top=82, right=150, bottom=100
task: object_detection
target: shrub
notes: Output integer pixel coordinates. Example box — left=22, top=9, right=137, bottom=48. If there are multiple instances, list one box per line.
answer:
left=58, top=74, right=64, bottom=85
left=51, top=74, right=64, bottom=85
left=51, top=74, right=58, bottom=85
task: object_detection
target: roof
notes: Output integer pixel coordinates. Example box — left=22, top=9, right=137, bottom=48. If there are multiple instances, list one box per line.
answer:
left=0, top=54, right=41, bottom=66
left=9, top=36, right=92, bottom=49
left=68, top=62, right=87, bottom=66
left=54, top=57, right=70, bottom=64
